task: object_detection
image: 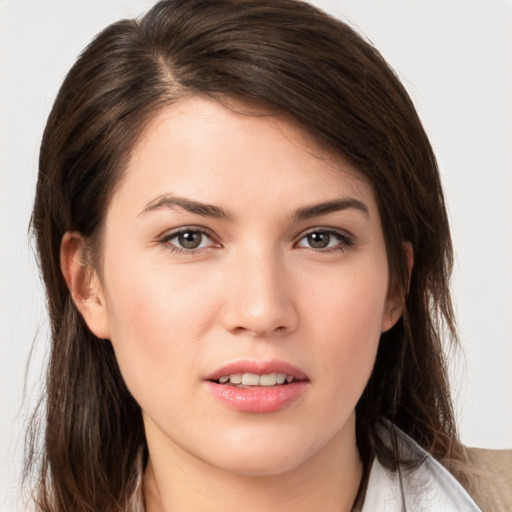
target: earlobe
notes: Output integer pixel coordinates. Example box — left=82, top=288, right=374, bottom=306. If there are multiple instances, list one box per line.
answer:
left=60, top=231, right=110, bottom=339
left=381, top=242, right=414, bottom=333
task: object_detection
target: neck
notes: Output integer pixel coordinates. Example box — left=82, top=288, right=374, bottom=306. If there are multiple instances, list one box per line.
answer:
left=143, top=415, right=363, bottom=512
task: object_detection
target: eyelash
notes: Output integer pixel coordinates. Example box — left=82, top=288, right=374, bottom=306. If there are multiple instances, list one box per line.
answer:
left=159, top=227, right=354, bottom=254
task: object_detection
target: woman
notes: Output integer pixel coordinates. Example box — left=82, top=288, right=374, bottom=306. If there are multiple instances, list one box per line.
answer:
left=27, top=0, right=483, bottom=510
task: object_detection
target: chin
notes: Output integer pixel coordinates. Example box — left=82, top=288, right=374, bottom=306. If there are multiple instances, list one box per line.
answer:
left=215, top=452, right=305, bottom=477
left=200, top=429, right=319, bottom=477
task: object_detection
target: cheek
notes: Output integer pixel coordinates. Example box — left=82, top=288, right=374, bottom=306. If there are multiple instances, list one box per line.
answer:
left=100, top=256, right=219, bottom=400
left=305, top=259, right=389, bottom=333
left=303, top=262, right=388, bottom=390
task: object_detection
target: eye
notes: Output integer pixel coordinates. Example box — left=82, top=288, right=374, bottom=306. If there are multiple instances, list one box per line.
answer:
left=296, top=229, right=352, bottom=251
left=162, top=228, right=217, bottom=252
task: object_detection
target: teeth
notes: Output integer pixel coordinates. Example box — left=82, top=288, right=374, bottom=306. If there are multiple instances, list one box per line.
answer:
left=242, top=373, right=260, bottom=386
left=217, top=372, right=296, bottom=386
left=259, top=373, right=277, bottom=386
left=229, top=373, right=243, bottom=384
left=276, top=373, right=286, bottom=384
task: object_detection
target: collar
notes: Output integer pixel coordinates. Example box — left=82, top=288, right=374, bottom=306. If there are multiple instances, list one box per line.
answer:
left=362, top=422, right=481, bottom=511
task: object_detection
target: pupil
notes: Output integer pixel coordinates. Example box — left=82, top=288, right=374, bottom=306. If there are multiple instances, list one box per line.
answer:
left=308, top=232, right=330, bottom=248
left=178, top=231, right=202, bottom=249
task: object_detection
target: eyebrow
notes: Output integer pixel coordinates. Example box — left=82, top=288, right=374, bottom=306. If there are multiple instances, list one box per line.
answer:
left=293, top=198, right=370, bottom=220
left=140, top=194, right=369, bottom=221
left=140, top=194, right=234, bottom=220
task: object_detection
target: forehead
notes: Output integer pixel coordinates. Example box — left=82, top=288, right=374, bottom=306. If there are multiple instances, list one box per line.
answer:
left=114, top=95, right=376, bottom=218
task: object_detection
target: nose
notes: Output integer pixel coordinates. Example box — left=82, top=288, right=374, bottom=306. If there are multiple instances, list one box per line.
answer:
left=220, top=249, right=298, bottom=337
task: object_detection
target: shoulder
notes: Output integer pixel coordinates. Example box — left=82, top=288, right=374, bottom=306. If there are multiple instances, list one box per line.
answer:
left=362, top=423, right=481, bottom=511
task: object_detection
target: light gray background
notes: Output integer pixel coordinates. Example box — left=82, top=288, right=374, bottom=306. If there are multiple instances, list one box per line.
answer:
left=1, top=1, right=510, bottom=510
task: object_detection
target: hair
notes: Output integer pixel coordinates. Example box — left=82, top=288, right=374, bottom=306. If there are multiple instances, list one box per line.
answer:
left=27, top=0, right=468, bottom=510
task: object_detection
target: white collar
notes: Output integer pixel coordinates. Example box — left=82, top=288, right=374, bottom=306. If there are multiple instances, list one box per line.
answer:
left=362, top=423, right=481, bottom=511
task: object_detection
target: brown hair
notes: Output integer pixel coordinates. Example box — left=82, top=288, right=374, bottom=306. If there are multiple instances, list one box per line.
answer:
left=28, top=0, right=465, bottom=509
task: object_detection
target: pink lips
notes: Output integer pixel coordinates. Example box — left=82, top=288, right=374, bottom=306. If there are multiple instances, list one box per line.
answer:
left=204, top=360, right=309, bottom=414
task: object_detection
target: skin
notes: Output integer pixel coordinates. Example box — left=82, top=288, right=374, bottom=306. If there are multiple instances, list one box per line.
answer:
left=62, top=96, right=406, bottom=512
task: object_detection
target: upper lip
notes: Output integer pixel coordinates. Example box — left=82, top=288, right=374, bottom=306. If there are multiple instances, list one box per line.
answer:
left=204, top=359, right=309, bottom=382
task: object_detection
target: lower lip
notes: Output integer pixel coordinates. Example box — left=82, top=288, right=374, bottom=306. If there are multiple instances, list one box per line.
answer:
left=205, top=381, right=308, bottom=413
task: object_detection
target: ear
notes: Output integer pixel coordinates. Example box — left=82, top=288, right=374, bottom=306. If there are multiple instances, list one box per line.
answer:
left=381, top=242, right=414, bottom=333
left=60, top=231, right=110, bottom=339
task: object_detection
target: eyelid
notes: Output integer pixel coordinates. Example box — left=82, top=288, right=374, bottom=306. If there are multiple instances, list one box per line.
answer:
left=296, top=226, right=353, bottom=240
left=160, top=225, right=217, bottom=239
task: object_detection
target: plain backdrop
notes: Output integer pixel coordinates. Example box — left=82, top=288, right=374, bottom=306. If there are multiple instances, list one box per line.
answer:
left=1, top=1, right=511, bottom=510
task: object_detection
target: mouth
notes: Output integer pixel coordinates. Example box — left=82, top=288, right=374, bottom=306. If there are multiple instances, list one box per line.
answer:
left=204, top=360, right=309, bottom=413
left=205, top=359, right=308, bottom=386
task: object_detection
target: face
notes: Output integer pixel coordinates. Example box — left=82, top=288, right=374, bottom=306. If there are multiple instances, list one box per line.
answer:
left=74, top=96, right=401, bottom=476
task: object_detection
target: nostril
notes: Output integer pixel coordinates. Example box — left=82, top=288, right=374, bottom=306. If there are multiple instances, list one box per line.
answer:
left=232, top=324, right=288, bottom=336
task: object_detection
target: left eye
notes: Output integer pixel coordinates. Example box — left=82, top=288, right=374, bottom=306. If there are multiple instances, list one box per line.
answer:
left=296, top=230, right=350, bottom=250
left=165, top=230, right=214, bottom=250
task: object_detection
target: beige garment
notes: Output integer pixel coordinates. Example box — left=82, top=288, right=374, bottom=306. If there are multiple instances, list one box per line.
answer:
left=466, top=448, right=512, bottom=512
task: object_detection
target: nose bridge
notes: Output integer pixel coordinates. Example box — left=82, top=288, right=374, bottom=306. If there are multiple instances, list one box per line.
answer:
left=221, top=243, right=297, bottom=336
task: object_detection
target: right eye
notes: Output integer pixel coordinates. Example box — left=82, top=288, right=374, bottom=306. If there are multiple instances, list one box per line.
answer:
left=162, top=228, right=218, bottom=253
